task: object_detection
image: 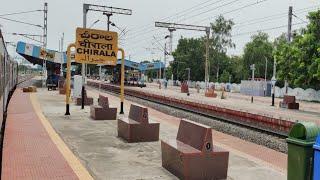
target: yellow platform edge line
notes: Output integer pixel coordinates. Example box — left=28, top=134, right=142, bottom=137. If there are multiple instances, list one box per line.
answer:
left=29, top=93, right=94, bottom=180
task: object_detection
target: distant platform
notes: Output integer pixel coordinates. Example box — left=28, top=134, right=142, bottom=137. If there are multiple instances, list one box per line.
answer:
left=125, top=82, right=320, bottom=125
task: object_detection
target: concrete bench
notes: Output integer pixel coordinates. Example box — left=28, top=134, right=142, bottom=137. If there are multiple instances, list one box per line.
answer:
left=161, top=119, right=229, bottom=179
left=205, top=88, right=217, bottom=98
left=75, top=89, right=93, bottom=106
left=279, top=95, right=299, bottom=110
left=90, top=95, right=117, bottom=120
left=59, top=85, right=66, bottom=95
left=118, top=104, right=160, bottom=143
left=22, top=86, right=37, bottom=93
left=58, top=79, right=66, bottom=95
left=181, top=82, right=189, bottom=93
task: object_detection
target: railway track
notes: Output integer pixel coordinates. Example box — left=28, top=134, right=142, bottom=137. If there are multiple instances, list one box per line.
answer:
left=87, top=82, right=288, bottom=139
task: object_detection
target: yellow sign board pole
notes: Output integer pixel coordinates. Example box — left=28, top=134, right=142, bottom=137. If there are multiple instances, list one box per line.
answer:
left=119, top=48, right=125, bottom=114
left=65, top=43, right=76, bottom=115
left=74, top=28, right=121, bottom=113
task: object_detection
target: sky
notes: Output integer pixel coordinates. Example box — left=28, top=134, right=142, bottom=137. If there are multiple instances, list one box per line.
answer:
left=0, top=0, right=319, bottom=63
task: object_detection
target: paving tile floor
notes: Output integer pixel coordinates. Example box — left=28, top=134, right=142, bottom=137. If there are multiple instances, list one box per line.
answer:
left=35, top=87, right=286, bottom=180
left=1, top=90, right=79, bottom=180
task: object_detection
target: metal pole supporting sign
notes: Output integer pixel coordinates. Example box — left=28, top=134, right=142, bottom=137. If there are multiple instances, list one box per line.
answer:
left=65, top=43, right=76, bottom=115
left=119, top=48, right=125, bottom=114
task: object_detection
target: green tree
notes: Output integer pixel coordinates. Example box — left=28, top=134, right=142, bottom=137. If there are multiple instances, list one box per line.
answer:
left=171, top=15, right=235, bottom=82
left=220, top=70, right=231, bottom=83
left=172, top=38, right=205, bottom=81
left=274, top=10, right=320, bottom=89
left=166, top=64, right=173, bottom=80
left=227, top=55, right=245, bottom=83
left=273, top=34, right=293, bottom=87
left=210, top=15, right=235, bottom=82
left=243, top=32, right=274, bottom=80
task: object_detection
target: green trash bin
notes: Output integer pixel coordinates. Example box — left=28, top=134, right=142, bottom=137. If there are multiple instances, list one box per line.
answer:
left=287, top=122, right=320, bottom=180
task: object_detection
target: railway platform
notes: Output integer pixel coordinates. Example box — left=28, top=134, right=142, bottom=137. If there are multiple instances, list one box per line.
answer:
left=2, top=89, right=93, bottom=180
left=135, top=82, right=320, bottom=124
left=1, top=85, right=287, bottom=179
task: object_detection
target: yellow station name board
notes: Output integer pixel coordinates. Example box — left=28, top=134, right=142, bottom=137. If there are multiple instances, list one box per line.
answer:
left=75, top=28, right=118, bottom=65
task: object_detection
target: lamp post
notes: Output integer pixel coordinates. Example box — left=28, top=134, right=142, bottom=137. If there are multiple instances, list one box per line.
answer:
left=97, top=64, right=102, bottom=92
left=271, top=56, right=277, bottom=106
left=265, top=57, right=268, bottom=82
left=163, top=35, right=170, bottom=81
left=264, top=57, right=268, bottom=96
left=186, top=68, right=190, bottom=96
left=250, top=64, right=255, bottom=103
left=175, top=61, right=185, bottom=85
left=186, top=68, right=190, bottom=85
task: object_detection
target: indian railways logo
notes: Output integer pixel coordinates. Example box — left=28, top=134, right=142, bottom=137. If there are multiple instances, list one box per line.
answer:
left=75, top=28, right=118, bottom=65
left=40, top=49, right=55, bottom=61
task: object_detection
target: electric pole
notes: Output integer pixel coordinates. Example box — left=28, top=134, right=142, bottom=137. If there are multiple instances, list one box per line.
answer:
left=287, top=6, right=293, bottom=42
left=163, top=43, right=167, bottom=80
left=186, top=68, right=190, bottom=96
left=264, top=57, right=268, bottom=82
left=60, top=33, right=64, bottom=77
left=271, top=56, right=277, bottom=107
left=205, top=30, right=210, bottom=89
left=159, top=58, right=162, bottom=80
left=104, top=12, right=112, bottom=31
left=168, top=28, right=175, bottom=54
left=155, top=22, right=210, bottom=90
left=43, top=2, right=48, bottom=87
left=250, top=64, right=255, bottom=103
left=285, top=6, right=293, bottom=95
left=163, top=34, right=171, bottom=80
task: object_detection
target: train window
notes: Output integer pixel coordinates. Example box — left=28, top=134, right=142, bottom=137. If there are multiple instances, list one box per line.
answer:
left=5, top=57, right=8, bottom=86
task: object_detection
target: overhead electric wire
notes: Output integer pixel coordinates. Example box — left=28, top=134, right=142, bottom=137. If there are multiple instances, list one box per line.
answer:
left=126, top=1, right=317, bottom=59
left=142, top=0, right=267, bottom=43
left=293, top=4, right=320, bottom=13
left=125, top=0, right=232, bottom=43
left=178, top=0, right=241, bottom=23
left=152, top=36, right=165, bottom=51
left=234, top=15, right=287, bottom=28
left=0, top=10, right=42, bottom=17
left=236, top=13, right=287, bottom=27
left=292, top=13, right=308, bottom=24
left=18, top=35, right=43, bottom=44
left=232, top=22, right=307, bottom=37
left=236, top=5, right=319, bottom=27
left=193, top=0, right=269, bottom=25
left=172, top=0, right=227, bottom=23
left=127, top=0, right=236, bottom=40
left=164, top=0, right=221, bottom=21
left=126, top=0, right=265, bottom=48
left=129, top=0, right=222, bottom=33
left=125, top=5, right=319, bottom=46
left=231, top=6, right=319, bottom=34
left=9, top=33, right=43, bottom=37
left=0, top=16, right=43, bottom=28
